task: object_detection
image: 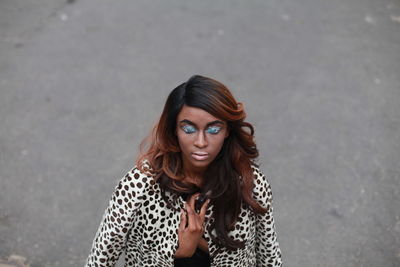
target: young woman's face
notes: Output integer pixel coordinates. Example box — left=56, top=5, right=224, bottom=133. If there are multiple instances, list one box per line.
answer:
left=176, top=105, right=229, bottom=174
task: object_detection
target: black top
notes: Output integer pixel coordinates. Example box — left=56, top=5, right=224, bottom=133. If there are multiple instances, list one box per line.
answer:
left=174, top=192, right=211, bottom=267
left=174, top=247, right=210, bottom=267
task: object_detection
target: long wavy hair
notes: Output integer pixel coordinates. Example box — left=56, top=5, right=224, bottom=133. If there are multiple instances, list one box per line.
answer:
left=136, top=75, right=268, bottom=251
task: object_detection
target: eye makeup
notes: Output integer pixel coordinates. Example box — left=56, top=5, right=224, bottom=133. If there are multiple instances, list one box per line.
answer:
left=179, top=119, right=225, bottom=135
left=206, top=126, right=221, bottom=134
left=181, top=125, right=222, bottom=135
left=182, top=125, right=196, bottom=134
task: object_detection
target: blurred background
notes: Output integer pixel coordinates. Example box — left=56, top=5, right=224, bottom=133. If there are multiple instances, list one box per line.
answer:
left=1, top=0, right=399, bottom=266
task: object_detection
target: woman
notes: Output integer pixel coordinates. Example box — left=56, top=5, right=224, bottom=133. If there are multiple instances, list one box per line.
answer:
left=85, top=75, right=282, bottom=267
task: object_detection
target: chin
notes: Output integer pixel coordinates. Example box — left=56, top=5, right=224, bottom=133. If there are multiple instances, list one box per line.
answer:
left=190, top=159, right=212, bottom=169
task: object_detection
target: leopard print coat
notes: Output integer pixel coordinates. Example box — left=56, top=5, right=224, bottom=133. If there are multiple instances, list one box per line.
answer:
left=85, top=165, right=282, bottom=267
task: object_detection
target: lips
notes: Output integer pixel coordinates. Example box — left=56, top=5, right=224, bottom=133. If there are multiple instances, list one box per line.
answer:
left=191, top=152, right=209, bottom=161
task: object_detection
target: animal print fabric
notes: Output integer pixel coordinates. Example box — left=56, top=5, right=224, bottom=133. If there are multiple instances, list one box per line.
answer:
left=85, top=166, right=282, bottom=267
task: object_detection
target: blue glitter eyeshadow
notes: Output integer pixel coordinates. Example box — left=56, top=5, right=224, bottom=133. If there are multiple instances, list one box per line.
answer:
left=182, top=125, right=196, bottom=134
left=206, top=126, right=221, bottom=134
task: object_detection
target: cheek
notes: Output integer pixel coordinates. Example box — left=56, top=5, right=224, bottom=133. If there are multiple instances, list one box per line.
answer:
left=177, top=133, right=192, bottom=152
left=210, top=136, right=226, bottom=153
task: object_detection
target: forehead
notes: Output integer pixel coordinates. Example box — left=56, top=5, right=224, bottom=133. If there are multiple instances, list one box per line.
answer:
left=177, top=105, right=223, bottom=125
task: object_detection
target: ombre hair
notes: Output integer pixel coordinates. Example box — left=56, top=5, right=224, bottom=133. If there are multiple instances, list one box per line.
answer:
left=136, top=75, right=267, bottom=251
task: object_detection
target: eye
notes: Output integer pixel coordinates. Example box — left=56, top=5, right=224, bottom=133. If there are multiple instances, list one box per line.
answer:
left=206, top=126, right=221, bottom=135
left=182, top=125, right=196, bottom=134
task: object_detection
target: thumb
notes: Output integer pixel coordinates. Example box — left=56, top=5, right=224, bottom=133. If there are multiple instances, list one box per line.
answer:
left=179, top=209, right=187, bottom=231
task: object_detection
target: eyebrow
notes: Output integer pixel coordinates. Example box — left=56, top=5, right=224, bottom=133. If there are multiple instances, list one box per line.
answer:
left=179, top=119, right=224, bottom=127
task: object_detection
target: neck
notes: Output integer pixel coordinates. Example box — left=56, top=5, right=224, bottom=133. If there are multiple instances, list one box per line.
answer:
left=182, top=165, right=205, bottom=187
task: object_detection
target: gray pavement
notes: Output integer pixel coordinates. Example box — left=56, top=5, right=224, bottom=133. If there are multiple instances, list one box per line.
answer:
left=1, top=0, right=400, bottom=266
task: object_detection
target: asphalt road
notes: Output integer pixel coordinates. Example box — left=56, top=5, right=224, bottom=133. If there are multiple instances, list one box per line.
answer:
left=1, top=0, right=400, bottom=266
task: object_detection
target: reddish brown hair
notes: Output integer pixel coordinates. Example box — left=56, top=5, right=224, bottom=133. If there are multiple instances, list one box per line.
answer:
left=136, top=75, right=267, bottom=251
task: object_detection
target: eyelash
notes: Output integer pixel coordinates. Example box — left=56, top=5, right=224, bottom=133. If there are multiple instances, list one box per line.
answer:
left=181, top=125, right=222, bottom=135
left=206, top=126, right=221, bottom=134
left=182, top=125, right=196, bottom=134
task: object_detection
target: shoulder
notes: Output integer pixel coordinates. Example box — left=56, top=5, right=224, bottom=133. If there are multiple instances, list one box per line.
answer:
left=114, top=165, right=156, bottom=197
left=251, top=164, right=269, bottom=186
left=251, top=164, right=273, bottom=207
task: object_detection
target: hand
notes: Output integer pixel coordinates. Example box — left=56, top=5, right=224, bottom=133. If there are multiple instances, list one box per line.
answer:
left=198, top=237, right=209, bottom=253
left=174, top=193, right=210, bottom=258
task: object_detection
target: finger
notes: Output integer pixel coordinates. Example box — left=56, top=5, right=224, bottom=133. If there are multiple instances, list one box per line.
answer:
left=185, top=202, right=198, bottom=230
left=188, top=193, right=201, bottom=210
left=199, top=199, right=211, bottom=221
left=179, top=208, right=187, bottom=231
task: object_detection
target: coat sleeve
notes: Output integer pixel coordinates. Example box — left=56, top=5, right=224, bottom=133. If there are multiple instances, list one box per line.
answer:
left=252, top=167, right=282, bottom=267
left=85, top=167, right=152, bottom=267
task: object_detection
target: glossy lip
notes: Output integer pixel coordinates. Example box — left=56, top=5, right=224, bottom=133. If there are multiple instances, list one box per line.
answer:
left=191, top=152, right=209, bottom=161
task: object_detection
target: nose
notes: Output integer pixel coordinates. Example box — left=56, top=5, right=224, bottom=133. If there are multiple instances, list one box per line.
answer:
left=194, top=131, right=208, bottom=148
